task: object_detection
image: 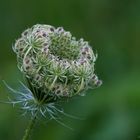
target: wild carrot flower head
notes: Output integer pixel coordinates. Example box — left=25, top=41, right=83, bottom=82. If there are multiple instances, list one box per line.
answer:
left=12, top=24, right=102, bottom=105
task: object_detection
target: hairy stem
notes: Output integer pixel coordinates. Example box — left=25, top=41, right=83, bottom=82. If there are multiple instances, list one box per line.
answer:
left=22, top=112, right=38, bottom=140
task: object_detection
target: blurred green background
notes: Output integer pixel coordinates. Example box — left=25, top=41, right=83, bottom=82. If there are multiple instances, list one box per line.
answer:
left=0, top=0, right=140, bottom=140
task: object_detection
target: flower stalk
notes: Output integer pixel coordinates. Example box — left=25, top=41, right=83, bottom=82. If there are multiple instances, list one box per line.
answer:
left=22, top=112, right=37, bottom=140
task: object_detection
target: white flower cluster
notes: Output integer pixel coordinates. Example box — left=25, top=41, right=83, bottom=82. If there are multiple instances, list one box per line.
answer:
left=13, top=24, right=102, bottom=101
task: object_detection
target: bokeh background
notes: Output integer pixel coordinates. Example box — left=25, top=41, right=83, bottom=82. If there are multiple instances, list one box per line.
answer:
left=0, top=0, right=140, bottom=140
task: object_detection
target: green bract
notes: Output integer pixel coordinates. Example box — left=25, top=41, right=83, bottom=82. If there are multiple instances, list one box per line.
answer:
left=13, top=24, right=102, bottom=103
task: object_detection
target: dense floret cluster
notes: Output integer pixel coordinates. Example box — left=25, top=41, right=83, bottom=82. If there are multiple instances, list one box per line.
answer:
left=13, top=24, right=102, bottom=103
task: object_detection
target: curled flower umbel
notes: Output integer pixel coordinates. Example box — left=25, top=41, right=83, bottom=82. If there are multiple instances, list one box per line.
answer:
left=9, top=24, right=102, bottom=140
left=13, top=24, right=102, bottom=104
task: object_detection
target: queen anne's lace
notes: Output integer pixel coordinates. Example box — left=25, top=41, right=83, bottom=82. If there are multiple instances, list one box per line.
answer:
left=13, top=24, right=102, bottom=103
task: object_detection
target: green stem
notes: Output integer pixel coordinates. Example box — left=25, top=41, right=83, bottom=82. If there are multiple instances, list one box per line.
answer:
left=50, top=75, right=58, bottom=90
left=22, top=112, right=38, bottom=140
left=77, top=77, right=84, bottom=93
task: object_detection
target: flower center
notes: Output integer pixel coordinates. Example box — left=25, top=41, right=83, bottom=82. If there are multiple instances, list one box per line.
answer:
left=49, top=29, right=81, bottom=60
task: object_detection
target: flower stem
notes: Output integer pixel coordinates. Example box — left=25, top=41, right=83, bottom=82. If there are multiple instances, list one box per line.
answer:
left=22, top=112, right=38, bottom=140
